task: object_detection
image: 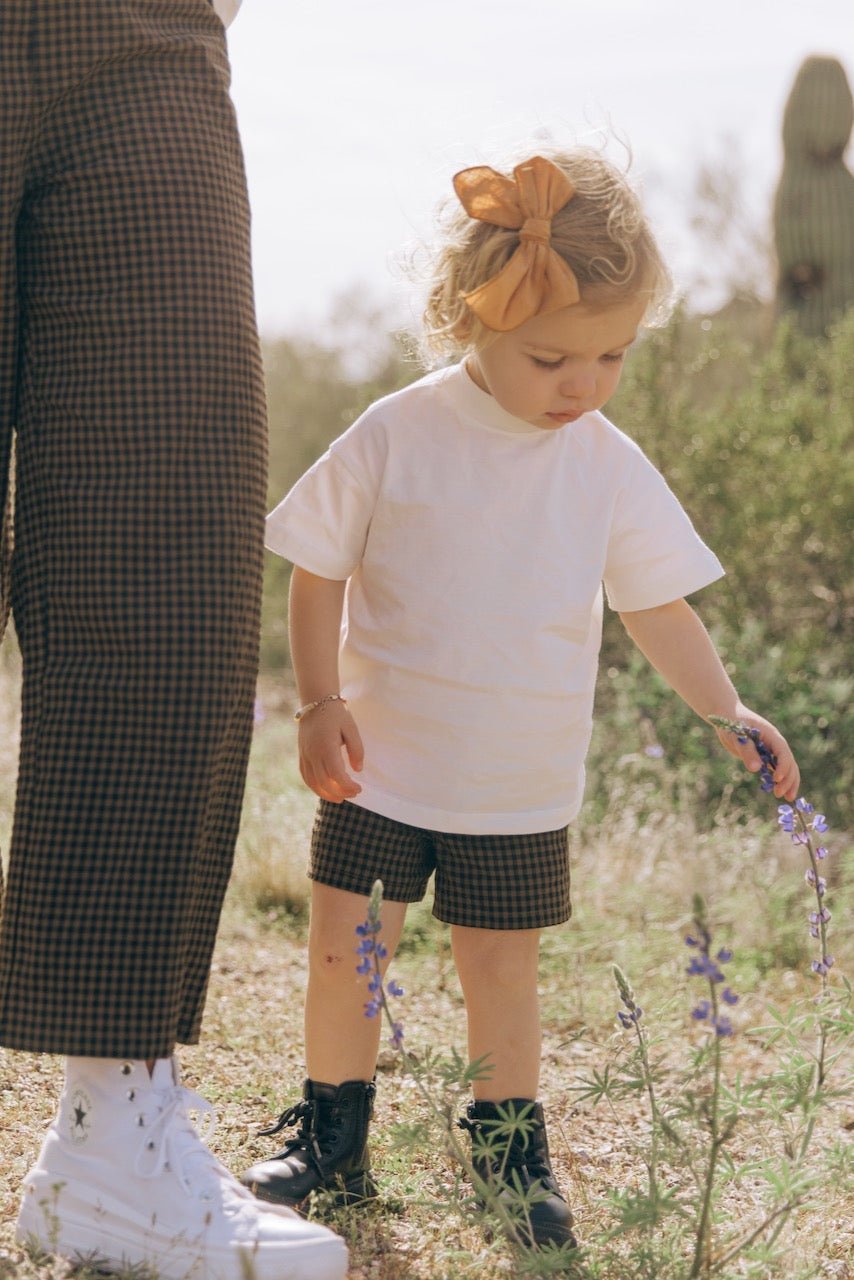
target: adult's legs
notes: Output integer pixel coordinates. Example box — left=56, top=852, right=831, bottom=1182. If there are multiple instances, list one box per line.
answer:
left=0, top=0, right=266, bottom=1060
left=0, top=4, right=346, bottom=1274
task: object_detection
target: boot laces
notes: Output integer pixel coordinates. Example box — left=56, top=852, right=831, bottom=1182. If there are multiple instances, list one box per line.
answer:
left=459, top=1114, right=551, bottom=1187
left=258, top=1097, right=345, bottom=1170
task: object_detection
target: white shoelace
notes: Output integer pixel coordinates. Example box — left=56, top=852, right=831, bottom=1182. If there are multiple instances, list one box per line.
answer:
left=133, top=1083, right=228, bottom=1197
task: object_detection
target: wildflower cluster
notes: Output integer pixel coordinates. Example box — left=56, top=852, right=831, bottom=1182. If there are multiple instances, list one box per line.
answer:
left=613, top=963, right=643, bottom=1030
left=732, top=723, right=777, bottom=792
left=777, top=798, right=835, bottom=980
left=708, top=714, right=836, bottom=994
left=356, top=880, right=405, bottom=1049
left=685, top=907, right=739, bottom=1037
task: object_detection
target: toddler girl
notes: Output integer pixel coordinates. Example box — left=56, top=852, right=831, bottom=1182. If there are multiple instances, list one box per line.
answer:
left=243, top=150, right=799, bottom=1248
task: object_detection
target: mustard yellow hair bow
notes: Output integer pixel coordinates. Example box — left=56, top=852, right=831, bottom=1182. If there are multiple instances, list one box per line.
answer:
left=453, top=156, right=580, bottom=332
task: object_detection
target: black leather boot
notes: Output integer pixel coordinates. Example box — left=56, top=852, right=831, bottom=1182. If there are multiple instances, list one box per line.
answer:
left=242, top=1078, right=377, bottom=1208
left=460, top=1098, right=577, bottom=1249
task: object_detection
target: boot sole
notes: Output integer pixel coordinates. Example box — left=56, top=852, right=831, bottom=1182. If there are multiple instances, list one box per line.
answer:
left=251, top=1169, right=379, bottom=1211
left=16, top=1197, right=349, bottom=1280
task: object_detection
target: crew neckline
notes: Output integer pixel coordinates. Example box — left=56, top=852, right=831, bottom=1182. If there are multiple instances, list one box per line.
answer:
left=438, top=362, right=546, bottom=436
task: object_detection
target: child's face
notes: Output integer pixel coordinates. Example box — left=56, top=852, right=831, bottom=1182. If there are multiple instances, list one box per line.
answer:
left=467, top=294, right=647, bottom=430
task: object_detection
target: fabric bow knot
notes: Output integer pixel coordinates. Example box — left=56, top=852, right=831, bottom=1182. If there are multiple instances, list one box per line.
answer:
left=453, top=155, right=580, bottom=331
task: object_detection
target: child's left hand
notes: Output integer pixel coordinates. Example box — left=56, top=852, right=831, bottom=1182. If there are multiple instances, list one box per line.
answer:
left=713, top=704, right=800, bottom=801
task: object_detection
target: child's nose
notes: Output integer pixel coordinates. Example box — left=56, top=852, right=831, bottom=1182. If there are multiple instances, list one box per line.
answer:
left=559, top=366, right=596, bottom=401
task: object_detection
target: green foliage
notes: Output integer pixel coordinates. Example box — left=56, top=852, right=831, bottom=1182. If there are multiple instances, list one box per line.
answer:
left=596, top=308, right=853, bottom=826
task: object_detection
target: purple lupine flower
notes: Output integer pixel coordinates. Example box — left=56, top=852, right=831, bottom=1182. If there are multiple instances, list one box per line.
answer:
left=778, top=805, right=795, bottom=832
left=617, top=1008, right=643, bottom=1028
left=389, top=1022, right=405, bottom=1049
left=687, top=955, right=724, bottom=982
left=355, top=882, right=407, bottom=1047
left=613, top=964, right=644, bottom=1033
left=709, top=717, right=836, bottom=1000
left=685, top=894, right=739, bottom=1038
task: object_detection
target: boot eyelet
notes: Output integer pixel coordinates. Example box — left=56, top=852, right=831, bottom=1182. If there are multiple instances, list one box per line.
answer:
left=121, top=1063, right=134, bottom=1076
left=127, top=1090, right=136, bottom=1101
left=137, top=1115, right=145, bottom=1127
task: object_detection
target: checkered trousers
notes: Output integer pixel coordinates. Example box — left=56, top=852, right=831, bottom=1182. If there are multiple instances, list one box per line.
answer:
left=310, top=801, right=572, bottom=930
left=0, top=2, right=267, bottom=1058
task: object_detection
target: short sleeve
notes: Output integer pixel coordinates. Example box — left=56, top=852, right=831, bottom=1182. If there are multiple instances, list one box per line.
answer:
left=603, top=446, right=724, bottom=611
left=212, top=0, right=242, bottom=27
left=265, top=430, right=382, bottom=580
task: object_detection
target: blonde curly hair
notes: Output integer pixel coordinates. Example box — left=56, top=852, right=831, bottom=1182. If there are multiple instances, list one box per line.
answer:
left=420, top=145, right=672, bottom=363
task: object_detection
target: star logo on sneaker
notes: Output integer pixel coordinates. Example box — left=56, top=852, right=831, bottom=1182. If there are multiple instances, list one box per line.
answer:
left=68, top=1087, right=93, bottom=1145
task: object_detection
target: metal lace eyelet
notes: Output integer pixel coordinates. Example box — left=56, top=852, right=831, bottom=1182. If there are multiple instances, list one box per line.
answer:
left=121, top=1063, right=134, bottom=1076
left=127, top=1090, right=136, bottom=1102
left=137, top=1115, right=145, bottom=1127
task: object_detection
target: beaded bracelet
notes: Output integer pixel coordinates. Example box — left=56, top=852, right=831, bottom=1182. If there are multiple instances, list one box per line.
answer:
left=293, top=693, right=347, bottom=722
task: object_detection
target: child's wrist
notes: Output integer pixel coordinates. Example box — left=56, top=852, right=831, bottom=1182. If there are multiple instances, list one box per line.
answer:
left=294, top=692, right=347, bottom=722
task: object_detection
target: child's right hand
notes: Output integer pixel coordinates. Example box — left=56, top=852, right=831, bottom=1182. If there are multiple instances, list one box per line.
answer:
left=297, top=701, right=364, bottom=802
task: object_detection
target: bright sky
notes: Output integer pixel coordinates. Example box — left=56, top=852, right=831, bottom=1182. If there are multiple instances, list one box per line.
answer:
left=227, top=0, right=854, bottom=338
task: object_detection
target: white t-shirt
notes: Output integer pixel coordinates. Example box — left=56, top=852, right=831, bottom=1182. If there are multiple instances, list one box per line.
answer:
left=266, top=363, right=724, bottom=835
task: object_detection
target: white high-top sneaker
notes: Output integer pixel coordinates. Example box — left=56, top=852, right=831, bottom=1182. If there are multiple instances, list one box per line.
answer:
left=16, top=1057, right=349, bottom=1280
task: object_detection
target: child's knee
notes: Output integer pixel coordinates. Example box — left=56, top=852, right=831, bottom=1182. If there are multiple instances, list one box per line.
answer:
left=454, top=929, right=539, bottom=995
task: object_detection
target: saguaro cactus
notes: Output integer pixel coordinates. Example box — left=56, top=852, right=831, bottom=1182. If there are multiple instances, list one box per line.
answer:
left=773, top=55, right=854, bottom=336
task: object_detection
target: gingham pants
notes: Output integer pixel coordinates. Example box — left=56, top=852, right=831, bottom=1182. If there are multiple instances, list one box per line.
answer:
left=0, top=1, right=267, bottom=1057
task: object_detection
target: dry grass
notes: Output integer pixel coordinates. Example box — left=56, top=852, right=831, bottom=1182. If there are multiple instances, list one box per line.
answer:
left=0, top=661, right=852, bottom=1278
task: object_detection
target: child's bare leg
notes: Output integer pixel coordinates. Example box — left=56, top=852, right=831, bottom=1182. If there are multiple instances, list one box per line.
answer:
left=306, top=882, right=408, bottom=1083
left=451, top=925, right=542, bottom=1099
left=452, top=924, right=575, bottom=1247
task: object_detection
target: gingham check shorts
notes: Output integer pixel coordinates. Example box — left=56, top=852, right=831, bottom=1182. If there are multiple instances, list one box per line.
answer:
left=309, top=800, right=572, bottom=930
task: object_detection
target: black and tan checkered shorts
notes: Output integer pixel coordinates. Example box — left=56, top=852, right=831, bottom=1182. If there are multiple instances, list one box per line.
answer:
left=310, top=800, right=571, bottom=931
